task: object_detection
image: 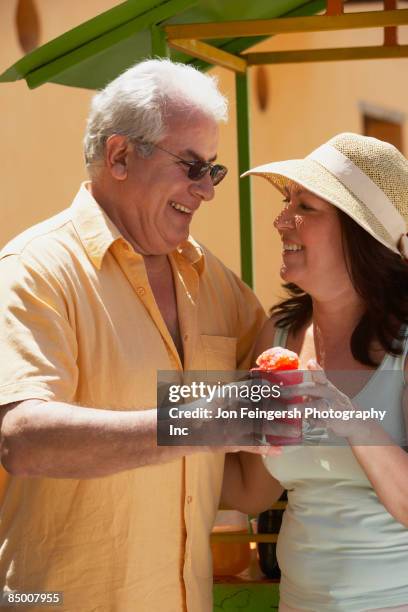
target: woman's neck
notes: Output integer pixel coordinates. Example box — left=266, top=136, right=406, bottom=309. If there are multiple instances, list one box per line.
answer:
left=311, top=294, right=365, bottom=347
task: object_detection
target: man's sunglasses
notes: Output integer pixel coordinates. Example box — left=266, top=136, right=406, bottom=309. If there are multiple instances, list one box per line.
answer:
left=153, top=143, right=228, bottom=186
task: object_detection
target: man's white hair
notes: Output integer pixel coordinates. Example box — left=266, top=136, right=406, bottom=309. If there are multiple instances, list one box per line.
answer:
left=83, top=58, right=228, bottom=167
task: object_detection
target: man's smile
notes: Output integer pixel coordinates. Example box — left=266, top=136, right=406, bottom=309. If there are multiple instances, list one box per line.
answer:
left=170, top=201, right=193, bottom=214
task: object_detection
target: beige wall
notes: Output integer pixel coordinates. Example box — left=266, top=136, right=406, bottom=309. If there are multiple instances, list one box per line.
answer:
left=0, top=0, right=118, bottom=243
left=1, top=1, right=408, bottom=310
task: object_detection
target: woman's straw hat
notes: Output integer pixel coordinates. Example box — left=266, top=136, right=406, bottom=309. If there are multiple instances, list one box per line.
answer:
left=242, top=132, right=408, bottom=259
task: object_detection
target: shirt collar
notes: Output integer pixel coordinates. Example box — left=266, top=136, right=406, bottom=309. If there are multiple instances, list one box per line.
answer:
left=71, top=182, right=205, bottom=275
left=176, top=236, right=205, bottom=276
left=70, top=182, right=122, bottom=270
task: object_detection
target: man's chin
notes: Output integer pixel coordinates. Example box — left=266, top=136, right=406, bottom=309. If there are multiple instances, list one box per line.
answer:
left=171, top=229, right=190, bottom=248
left=151, top=233, right=189, bottom=256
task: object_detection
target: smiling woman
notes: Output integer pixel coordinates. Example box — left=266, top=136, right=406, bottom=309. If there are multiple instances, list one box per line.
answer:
left=228, top=132, right=408, bottom=612
left=271, top=204, right=408, bottom=366
left=272, top=185, right=348, bottom=300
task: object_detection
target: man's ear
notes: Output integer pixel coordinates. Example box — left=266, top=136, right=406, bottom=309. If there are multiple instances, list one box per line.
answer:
left=105, top=135, right=131, bottom=180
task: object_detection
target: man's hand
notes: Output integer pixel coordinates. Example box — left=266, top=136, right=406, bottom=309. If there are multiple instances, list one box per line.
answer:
left=159, top=378, right=283, bottom=456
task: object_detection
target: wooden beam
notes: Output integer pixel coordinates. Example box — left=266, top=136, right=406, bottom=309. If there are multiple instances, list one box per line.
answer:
left=245, top=44, right=408, bottom=64
left=164, top=9, right=408, bottom=40
left=168, top=39, right=247, bottom=73
left=210, top=532, right=279, bottom=543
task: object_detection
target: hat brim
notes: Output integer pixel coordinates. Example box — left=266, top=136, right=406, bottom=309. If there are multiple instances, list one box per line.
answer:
left=242, top=158, right=398, bottom=254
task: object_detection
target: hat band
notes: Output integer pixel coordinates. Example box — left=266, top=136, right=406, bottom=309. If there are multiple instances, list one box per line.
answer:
left=307, top=143, right=406, bottom=249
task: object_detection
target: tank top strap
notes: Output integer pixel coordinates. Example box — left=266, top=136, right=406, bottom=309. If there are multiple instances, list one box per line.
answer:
left=401, top=324, right=408, bottom=362
left=386, top=324, right=408, bottom=373
left=273, top=325, right=289, bottom=348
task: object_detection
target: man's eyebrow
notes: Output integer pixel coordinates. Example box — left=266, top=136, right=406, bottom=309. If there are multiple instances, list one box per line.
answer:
left=182, top=148, right=217, bottom=163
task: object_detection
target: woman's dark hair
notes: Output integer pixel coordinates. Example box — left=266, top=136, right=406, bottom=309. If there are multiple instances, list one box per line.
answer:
left=270, top=209, right=408, bottom=366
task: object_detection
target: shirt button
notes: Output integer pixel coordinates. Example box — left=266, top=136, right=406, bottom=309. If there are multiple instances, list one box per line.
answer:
left=186, top=495, right=193, bottom=504
left=136, top=287, right=146, bottom=297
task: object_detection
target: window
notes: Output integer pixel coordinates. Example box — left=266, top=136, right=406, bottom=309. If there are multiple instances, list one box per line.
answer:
left=363, top=115, right=404, bottom=152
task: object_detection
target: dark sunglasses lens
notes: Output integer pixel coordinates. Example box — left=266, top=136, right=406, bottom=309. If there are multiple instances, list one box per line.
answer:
left=188, top=162, right=210, bottom=181
left=187, top=161, right=228, bottom=185
left=210, top=165, right=228, bottom=186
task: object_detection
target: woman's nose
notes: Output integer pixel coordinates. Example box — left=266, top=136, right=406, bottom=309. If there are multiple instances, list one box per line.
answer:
left=274, top=209, right=296, bottom=230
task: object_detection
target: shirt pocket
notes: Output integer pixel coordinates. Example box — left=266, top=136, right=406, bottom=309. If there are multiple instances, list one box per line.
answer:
left=200, top=335, right=237, bottom=371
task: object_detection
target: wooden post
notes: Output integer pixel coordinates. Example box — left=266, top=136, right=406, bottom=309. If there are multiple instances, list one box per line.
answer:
left=384, top=0, right=398, bottom=46
left=235, top=72, right=254, bottom=288
left=326, top=0, right=344, bottom=16
left=150, top=24, right=170, bottom=57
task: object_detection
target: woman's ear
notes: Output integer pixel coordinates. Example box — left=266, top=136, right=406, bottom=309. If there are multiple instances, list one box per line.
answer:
left=105, top=134, right=130, bottom=180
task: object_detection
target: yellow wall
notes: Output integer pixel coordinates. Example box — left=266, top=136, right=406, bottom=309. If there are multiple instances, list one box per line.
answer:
left=0, top=0, right=117, bottom=244
left=1, top=1, right=408, bottom=311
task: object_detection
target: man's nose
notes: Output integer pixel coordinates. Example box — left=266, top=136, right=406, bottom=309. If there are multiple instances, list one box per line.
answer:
left=190, top=173, right=215, bottom=202
left=274, top=208, right=296, bottom=230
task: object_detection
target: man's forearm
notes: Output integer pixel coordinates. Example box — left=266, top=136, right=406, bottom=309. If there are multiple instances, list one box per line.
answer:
left=0, top=400, right=209, bottom=478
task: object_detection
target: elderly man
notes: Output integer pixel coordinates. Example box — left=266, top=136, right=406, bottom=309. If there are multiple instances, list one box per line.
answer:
left=0, top=60, right=265, bottom=611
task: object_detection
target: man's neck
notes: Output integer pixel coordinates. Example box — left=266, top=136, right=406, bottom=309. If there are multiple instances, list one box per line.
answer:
left=143, top=253, right=171, bottom=276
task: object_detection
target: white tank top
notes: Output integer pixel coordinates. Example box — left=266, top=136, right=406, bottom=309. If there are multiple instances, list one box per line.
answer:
left=263, top=326, right=408, bottom=612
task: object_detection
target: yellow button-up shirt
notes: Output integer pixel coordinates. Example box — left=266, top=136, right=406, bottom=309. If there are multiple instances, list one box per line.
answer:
left=0, top=184, right=265, bottom=611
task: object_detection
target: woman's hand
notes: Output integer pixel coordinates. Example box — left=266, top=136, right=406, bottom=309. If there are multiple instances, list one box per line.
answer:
left=281, top=362, right=408, bottom=527
left=280, top=360, right=377, bottom=443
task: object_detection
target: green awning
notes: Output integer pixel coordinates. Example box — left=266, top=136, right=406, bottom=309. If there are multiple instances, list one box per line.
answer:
left=0, top=0, right=324, bottom=90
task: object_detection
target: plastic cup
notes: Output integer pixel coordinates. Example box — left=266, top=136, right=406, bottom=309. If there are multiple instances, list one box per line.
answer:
left=250, top=368, right=303, bottom=445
